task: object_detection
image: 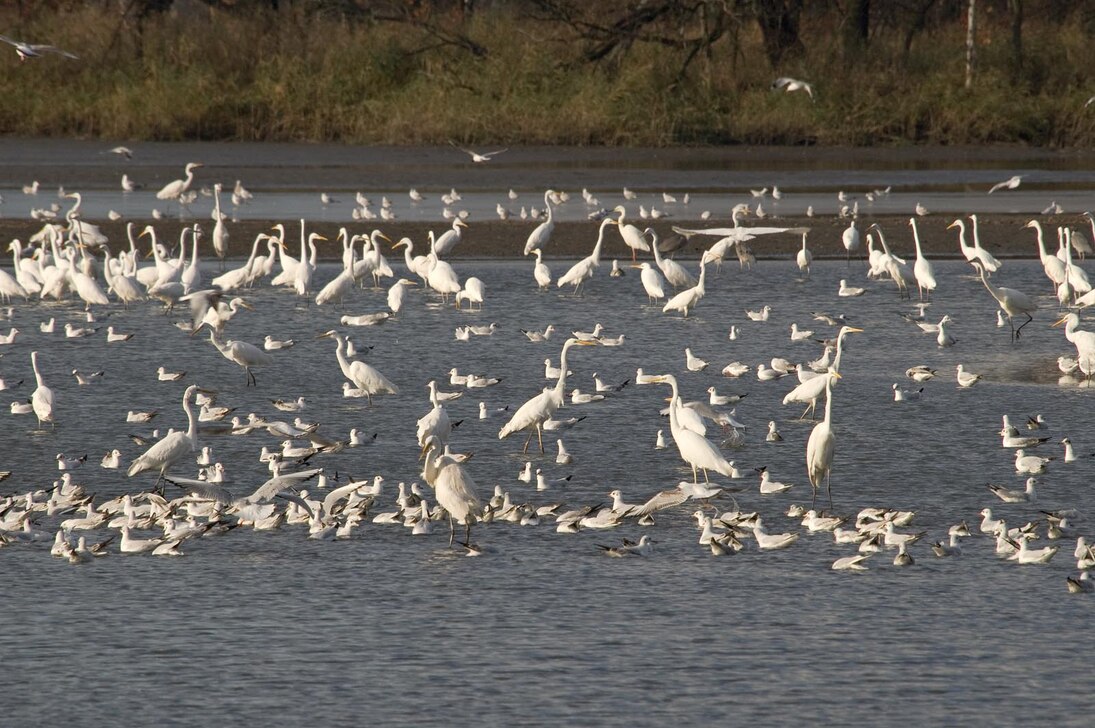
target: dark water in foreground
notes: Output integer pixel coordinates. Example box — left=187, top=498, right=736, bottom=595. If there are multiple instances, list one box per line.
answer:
left=1, top=257, right=1093, bottom=726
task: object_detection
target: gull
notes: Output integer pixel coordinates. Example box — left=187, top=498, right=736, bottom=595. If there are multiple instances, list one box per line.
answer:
left=988, top=175, right=1023, bottom=194
left=597, top=535, right=654, bottom=557
left=770, top=76, right=814, bottom=100
left=838, top=279, right=865, bottom=297
left=905, top=365, right=936, bottom=382
left=722, top=362, right=750, bottom=377
left=555, top=439, right=572, bottom=464
left=1060, top=437, right=1093, bottom=463
left=932, top=533, right=964, bottom=557
left=979, top=507, right=1004, bottom=534
left=757, top=467, right=792, bottom=494
left=570, top=388, right=604, bottom=404
left=955, top=364, right=982, bottom=388
left=264, top=336, right=295, bottom=351
left=1001, top=429, right=1048, bottom=448
left=746, top=305, right=771, bottom=322
left=56, top=453, right=87, bottom=471
left=272, top=397, right=306, bottom=412
left=915, top=202, right=929, bottom=216
left=0, top=34, right=78, bottom=61
left=1066, top=572, right=1094, bottom=593
left=766, top=421, right=783, bottom=442
left=594, top=373, right=628, bottom=392
left=685, top=348, right=708, bottom=372
left=454, top=145, right=508, bottom=163
left=707, top=387, right=744, bottom=406
left=893, top=542, right=915, bottom=567
left=802, top=510, right=844, bottom=532
left=100, top=449, right=122, bottom=469
left=157, top=367, right=185, bottom=382
left=110, top=146, right=134, bottom=160
left=752, top=518, right=799, bottom=550
left=892, top=384, right=923, bottom=402
left=1010, top=534, right=1058, bottom=564
left=831, top=554, right=870, bottom=571
left=106, top=327, right=134, bottom=343
left=522, top=325, right=556, bottom=342
left=1014, top=449, right=1051, bottom=474
left=655, top=430, right=667, bottom=449
left=71, top=369, right=104, bottom=386
left=789, top=323, right=814, bottom=341
left=988, top=477, right=1037, bottom=503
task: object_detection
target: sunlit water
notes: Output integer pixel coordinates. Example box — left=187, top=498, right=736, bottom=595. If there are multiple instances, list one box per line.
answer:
left=2, top=257, right=1093, bottom=725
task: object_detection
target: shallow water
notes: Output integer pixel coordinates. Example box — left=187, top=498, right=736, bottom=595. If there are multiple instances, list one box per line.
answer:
left=2, top=257, right=1093, bottom=726
left=4, top=140, right=1095, bottom=225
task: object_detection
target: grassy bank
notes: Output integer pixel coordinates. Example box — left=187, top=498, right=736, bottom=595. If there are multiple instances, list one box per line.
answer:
left=2, top=3, right=1095, bottom=147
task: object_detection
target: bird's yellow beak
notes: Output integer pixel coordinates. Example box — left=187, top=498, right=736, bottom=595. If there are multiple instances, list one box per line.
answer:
left=629, top=264, right=643, bottom=269
left=831, top=371, right=843, bottom=380
left=378, top=232, right=392, bottom=243
left=946, top=221, right=959, bottom=230
left=846, top=327, right=864, bottom=334
left=1052, top=315, right=1069, bottom=328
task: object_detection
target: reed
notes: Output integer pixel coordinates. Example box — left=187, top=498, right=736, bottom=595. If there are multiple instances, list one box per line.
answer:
left=0, top=4, right=1093, bottom=147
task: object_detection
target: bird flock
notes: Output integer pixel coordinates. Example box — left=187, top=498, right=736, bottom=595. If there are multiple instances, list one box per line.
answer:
left=3, top=162, right=1095, bottom=598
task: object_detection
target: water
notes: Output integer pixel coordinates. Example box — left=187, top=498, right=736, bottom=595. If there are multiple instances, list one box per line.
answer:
left=2, top=256, right=1093, bottom=726
left=4, top=140, right=1095, bottom=225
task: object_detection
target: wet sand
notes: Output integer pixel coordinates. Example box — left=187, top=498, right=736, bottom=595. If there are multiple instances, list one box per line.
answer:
left=0, top=214, right=1077, bottom=261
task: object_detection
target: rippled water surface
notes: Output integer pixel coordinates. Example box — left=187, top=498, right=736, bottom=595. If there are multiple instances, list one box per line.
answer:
left=3, top=254, right=1095, bottom=725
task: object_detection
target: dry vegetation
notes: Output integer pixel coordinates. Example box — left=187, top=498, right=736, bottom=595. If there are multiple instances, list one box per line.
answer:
left=1, top=1, right=1094, bottom=146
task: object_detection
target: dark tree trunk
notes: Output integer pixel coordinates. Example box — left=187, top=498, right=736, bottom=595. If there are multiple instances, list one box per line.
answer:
left=750, top=0, right=805, bottom=68
left=1008, top=0, right=1023, bottom=81
left=843, top=0, right=870, bottom=60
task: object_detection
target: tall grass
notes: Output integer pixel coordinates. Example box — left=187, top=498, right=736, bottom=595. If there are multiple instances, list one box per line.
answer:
left=1, top=4, right=1094, bottom=146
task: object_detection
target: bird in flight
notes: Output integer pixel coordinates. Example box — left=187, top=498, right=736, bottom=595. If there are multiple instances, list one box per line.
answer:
left=109, top=146, right=134, bottom=160
left=771, top=77, right=814, bottom=101
left=0, top=34, right=78, bottom=62
left=988, top=175, right=1023, bottom=194
left=452, top=143, right=509, bottom=163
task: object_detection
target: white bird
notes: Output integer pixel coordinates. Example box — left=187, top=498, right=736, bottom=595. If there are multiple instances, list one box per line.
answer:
left=422, top=437, right=482, bottom=546
left=838, top=279, right=865, bottom=297
left=907, top=218, right=936, bottom=301
left=988, top=477, right=1037, bottom=503
left=988, top=175, right=1023, bottom=194
left=805, top=372, right=841, bottom=509
left=634, top=262, right=666, bottom=302
left=685, top=348, right=708, bottom=372
left=320, top=331, right=398, bottom=405
left=557, top=218, right=617, bottom=293
left=127, top=385, right=200, bottom=486
left=613, top=206, right=651, bottom=261
left=771, top=76, right=814, bottom=100
left=892, top=383, right=923, bottom=402
left=1054, top=313, right=1095, bottom=377
left=524, top=191, right=557, bottom=255
left=530, top=248, right=553, bottom=289
left=1014, top=449, right=1051, bottom=474
left=662, top=257, right=708, bottom=317
left=499, top=338, right=593, bottom=453
left=650, top=375, right=735, bottom=483
left=796, top=233, right=812, bottom=277
left=766, top=421, right=783, bottom=442
left=456, top=145, right=507, bottom=163
left=203, top=327, right=273, bottom=387
left=972, top=262, right=1036, bottom=340
left=832, top=554, right=870, bottom=571
left=156, top=162, right=202, bottom=202
left=0, top=33, right=78, bottom=61
left=30, top=351, right=54, bottom=429
left=841, top=219, right=860, bottom=262
left=955, top=364, right=982, bottom=388
left=746, top=305, right=771, bottom=322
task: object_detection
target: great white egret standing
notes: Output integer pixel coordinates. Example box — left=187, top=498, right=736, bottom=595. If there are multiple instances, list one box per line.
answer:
left=908, top=218, right=936, bottom=301
left=30, top=350, right=54, bottom=429
left=661, top=256, right=707, bottom=317
left=201, top=326, right=273, bottom=386
left=212, top=183, right=229, bottom=266
left=128, top=384, right=200, bottom=486
left=1053, top=313, right=1095, bottom=377
left=973, top=262, right=1036, bottom=340
left=422, top=436, right=482, bottom=546
left=156, top=162, right=203, bottom=203
left=806, top=372, right=842, bottom=509
left=524, top=190, right=556, bottom=255
left=650, top=374, right=734, bottom=483
left=557, top=218, right=617, bottom=294
left=613, top=206, right=650, bottom=261
left=796, top=233, right=812, bottom=278
left=531, top=248, right=552, bottom=289
left=498, top=338, right=593, bottom=453
left=320, top=330, right=398, bottom=404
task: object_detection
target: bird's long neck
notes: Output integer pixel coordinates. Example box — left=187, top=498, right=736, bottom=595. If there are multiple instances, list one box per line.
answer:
left=553, top=342, right=574, bottom=400
left=590, top=227, right=606, bottom=265
left=822, top=378, right=835, bottom=426
left=954, top=222, right=970, bottom=252
left=1031, top=222, right=1048, bottom=260
left=695, top=260, right=707, bottom=292
left=183, top=390, right=197, bottom=445
left=31, top=352, right=43, bottom=387
left=910, top=221, right=924, bottom=258
left=333, top=336, right=353, bottom=378
left=543, top=192, right=554, bottom=223
left=970, top=216, right=983, bottom=248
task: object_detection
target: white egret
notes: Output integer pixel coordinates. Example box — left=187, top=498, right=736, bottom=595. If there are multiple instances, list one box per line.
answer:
left=455, top=277, right=485, bottom=310
left=633, top=262, right=666, bottom=302
left=557, top=218, right=617, bottom=293
left=530, top=248, right=552, bottom=289
left=498, top=338, right=593, bottom=453
left=661, top=256, right=707, bottom=317
left=1023, top=220, right=1066, bottom=290
left=425, top=252, right=461, bottom=301
left=156, top=162, right=203, bottom=203
left=907, top=218, right=936, bottom=300
left=212, top=183, right=229, bottom=264
left=648, top=229, right=695, bottom=288
left=392, top=238, right=432, bottom=281
left=524, top=190, right=556, bottom=255
left=422, top=436, right=482, bottom=546
left=973, top=262, right=1036, bottom=340
left=30, top=351, right=54, bottom=429
left=387, top=278, right=416, bottom=314
left=796, top=233, right=812, bottom=277
left=988, top=175, right=1022, bottom=194
left=842, top=219, right=860, bottom=263
left=433, top=219, right=468, bottom=257
left=202, top=326, right=273, bottom=387
left=650, top=374, right=735, bottom=483
left=805, top=371, right=842, bottom=509
left=613, top=206, right=650, bottom=261
left=967, top=215, right=1003, bottom=271
left=127, top=384, right=200, bottom=486
left=1053, top=313, right=1095, bottom=377
left=320, top=330, right=398, bottom=404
